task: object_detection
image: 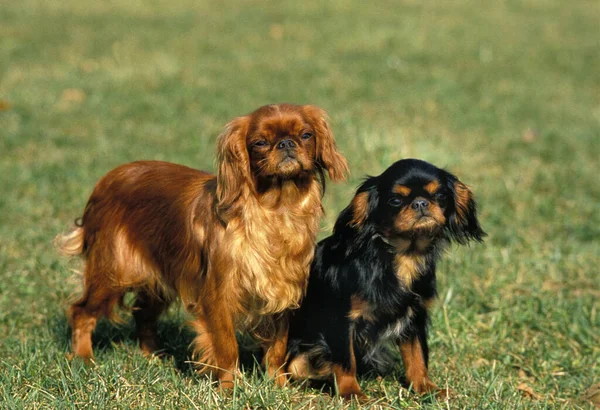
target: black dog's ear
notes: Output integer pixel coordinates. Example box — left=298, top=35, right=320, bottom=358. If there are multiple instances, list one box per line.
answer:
left=334, top=177, right=379, bottom=234
left=348, top=178, right=379, bottom=229
left=445, top=175, right=486, bottom=244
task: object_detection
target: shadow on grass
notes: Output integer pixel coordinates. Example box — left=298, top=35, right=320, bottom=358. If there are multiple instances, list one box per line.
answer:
left=50, top=309, right=265, bottom=377
left=291, top=350, right=431, bottom=401
left=51, top=311, right=422, bottom=401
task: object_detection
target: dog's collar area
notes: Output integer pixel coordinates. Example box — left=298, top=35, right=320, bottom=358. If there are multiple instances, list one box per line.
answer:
left=373, top=232, right=435, bottom=255
left=373, top=233, right=394, bottom=250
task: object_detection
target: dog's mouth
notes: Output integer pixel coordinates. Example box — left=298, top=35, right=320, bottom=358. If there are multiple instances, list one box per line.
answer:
left=280, top=155, right=298, bottom=164
left=411, top=215, right=441, bottom=231
left=394, top=213, right=443, bottom=238
left=276, top=155, right=301, bottom=176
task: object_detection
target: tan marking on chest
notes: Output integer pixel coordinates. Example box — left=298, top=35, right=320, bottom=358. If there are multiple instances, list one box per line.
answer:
left=386, top=236, right=412, bottom=252
left=395, top=254, right=426, bottom=288
left=414, top=236, right=433, bottom=252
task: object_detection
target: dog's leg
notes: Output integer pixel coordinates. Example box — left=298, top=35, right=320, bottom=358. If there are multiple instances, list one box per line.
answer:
left=330, top=326, right=364, bottom=400
left=133, top=290, right=169, bottom=356
left=67, top=280, right=123, bottom=362
left=398, top=328, right=449, bottom=397
left=191, top=303, right=239, bottom=389
left=262, top=315, right=289, bottom=387
left=399, top=337, right=436, bottom=393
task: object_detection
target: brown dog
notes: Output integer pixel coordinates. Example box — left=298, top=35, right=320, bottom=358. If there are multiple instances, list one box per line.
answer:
left=56, top=103, right=348, bottom=388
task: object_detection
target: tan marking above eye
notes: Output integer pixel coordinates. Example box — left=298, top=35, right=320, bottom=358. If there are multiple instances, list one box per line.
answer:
left=424, top=180, right=440, bottom=194
left=393, top=185, right=411, bottom=196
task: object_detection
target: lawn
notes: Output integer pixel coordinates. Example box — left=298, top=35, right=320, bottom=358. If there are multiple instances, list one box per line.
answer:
left=1, top=0, right=598, bottom=408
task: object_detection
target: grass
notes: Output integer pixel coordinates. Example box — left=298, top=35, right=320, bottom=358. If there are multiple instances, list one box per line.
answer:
left=1, top=0, right=598, bottom=408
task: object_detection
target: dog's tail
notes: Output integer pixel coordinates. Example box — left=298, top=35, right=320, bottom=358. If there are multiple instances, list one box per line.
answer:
left=55, top=220, right=85, bottom=257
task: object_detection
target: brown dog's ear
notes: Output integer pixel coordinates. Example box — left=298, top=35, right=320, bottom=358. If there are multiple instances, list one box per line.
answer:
left=302, top=105, right=349, bottom=182
left=216, top=115, right=251, bottom=216
left=446, top=178, right=486, bottom=244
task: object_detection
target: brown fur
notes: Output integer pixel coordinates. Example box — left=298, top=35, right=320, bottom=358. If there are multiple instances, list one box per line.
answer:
left=394, top=199, right=446, bottom=233
left=424, top=180, right=440, bottom=194
left=393, top=184, right=411, bottom=196
left=333, top=329, right=363, bottom=400
left=349, top=192, right=370, bottom=227
left=56, top=104, right=348, bottom=387
left=287, top=349, right=333, bottom=381
left=348, top=295, right=375, bottom=322
left=395, top=254, right=427, bottom=288
left=399, top=339, right=449, bottom=397
left=423, top=298, right=436, bottom=310
left=454, top=181, right=473, bottom=224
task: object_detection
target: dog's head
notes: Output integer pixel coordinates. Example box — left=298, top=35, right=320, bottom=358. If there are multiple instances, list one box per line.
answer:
left=342, top=158, right=486, bottom=250
left=216, top=104, right=348, bottom=212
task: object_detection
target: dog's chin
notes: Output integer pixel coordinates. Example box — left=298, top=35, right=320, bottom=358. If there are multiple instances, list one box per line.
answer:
left=275, top=157, right=303, bottom=179
left=397, top=216, right=443, bottom=238
left=412, top=217, right=442, bottom=233
left=388, top=218, right=443, bottom=253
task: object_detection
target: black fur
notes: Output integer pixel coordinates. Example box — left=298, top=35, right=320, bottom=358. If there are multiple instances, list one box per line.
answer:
left=287, top=158, right=486, bottom=397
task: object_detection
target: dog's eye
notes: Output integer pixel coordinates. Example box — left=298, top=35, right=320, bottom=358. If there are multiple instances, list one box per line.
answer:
left=435, top=193, right=447, bottom=207
left=253, top=140, right=268, bottom=147
left=388, top=197, right=402, bottom=207
left=301, top=133, right=312, bottom=140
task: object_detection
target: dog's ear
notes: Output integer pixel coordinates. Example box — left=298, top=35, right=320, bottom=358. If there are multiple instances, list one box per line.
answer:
left=345, top=178, right=379, bottom=229
left=445, top=175, right=486, bottom=244
left=302, top=105, right=349, bottom=182
left=216, top=115, right=252, bottom=216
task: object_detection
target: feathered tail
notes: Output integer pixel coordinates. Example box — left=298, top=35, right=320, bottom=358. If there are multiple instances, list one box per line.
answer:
left=54, top=224, right=85, bottom=257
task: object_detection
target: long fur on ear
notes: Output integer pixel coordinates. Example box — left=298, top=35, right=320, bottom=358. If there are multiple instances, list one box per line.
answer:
left=334, top=178, right=379, bottom=235
left=302, top=105, right=349, bottom=182
left=216, top=115, right=251, bottom=216
left=445, top=177, right=486, bottom=244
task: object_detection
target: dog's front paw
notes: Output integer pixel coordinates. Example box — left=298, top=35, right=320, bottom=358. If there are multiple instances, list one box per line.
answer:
left=338, top=379, right=365, bottom=401
left=410, top=379, right=452, bottom=399
left=432, top=387, right=453, bottom=400
left=340, top=391, right=366, bottom=402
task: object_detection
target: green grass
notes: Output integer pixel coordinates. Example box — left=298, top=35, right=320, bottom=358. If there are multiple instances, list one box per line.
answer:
left=1, top=0, right=598, bottom=408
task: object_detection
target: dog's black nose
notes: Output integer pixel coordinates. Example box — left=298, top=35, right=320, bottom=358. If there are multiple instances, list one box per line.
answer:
left=411, top=199, right=429, bottom=210
left=277, top=139, right=297, bottom=150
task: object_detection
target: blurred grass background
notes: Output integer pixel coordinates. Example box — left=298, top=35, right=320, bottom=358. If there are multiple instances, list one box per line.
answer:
left=1, top=0, right=598, bottom=408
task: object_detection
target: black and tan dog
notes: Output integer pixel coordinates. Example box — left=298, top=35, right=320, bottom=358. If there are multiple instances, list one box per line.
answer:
left=286, top=158, right=486, bottom=399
